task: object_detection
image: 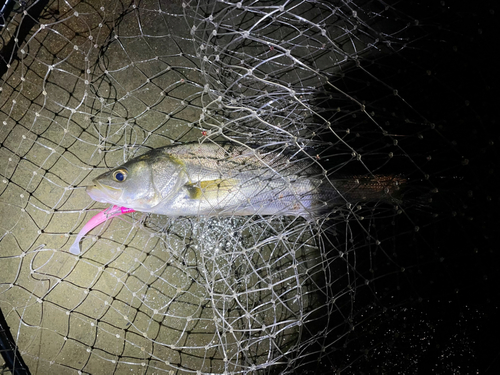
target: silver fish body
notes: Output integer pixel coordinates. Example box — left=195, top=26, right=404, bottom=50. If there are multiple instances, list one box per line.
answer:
left=86, top=143, right=332, bottom=219
left=86, top=143, right=403, bottom=219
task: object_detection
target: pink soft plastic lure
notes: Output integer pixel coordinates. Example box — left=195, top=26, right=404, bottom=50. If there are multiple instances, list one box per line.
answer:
left=69, top=205, right=135, bottom=255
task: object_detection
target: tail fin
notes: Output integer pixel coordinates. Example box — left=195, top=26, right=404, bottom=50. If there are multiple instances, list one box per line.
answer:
left=324, top=175, right=407, bottom=206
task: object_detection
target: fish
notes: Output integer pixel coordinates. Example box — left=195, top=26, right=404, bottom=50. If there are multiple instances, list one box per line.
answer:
left=86, top=142, right=404, bottom=219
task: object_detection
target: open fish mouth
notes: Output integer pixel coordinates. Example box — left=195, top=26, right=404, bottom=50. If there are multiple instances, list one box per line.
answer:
left=86, top=182, right=122, bottom=203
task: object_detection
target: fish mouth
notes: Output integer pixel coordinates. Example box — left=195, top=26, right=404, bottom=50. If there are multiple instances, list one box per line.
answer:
left=86, top=182, right=122, bottom=203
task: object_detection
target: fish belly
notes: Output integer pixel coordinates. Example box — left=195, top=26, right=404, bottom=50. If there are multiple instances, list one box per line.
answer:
left=150, top=176, right=325, bottom=219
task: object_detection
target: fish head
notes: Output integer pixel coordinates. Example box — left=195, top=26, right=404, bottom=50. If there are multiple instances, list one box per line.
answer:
left=86, top=150, right=186, bottom=211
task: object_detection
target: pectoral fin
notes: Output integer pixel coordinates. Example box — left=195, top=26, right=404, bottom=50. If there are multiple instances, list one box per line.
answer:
left=185, top=179, right=237, bottom=200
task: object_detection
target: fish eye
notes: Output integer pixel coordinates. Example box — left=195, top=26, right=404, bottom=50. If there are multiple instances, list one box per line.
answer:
left=113, top=169, right=127, bottom=182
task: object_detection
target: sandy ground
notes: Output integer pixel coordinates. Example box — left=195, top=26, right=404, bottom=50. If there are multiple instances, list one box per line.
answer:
left=0, top=1, right=336, bottom=373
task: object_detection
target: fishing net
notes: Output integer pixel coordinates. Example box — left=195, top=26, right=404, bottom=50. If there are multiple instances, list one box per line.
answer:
left=0, top=0, right=497, bottom=374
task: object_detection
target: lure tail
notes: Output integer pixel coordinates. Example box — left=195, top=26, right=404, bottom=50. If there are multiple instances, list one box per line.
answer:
left=69, top=205, right=135, bottom=255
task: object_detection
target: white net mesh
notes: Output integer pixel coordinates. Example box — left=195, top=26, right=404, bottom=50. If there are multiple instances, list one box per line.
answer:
left=0, top=1, right=497, bottom=374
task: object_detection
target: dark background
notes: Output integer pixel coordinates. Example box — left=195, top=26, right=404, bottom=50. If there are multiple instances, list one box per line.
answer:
left=311, top=1, right=499, bottom=374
